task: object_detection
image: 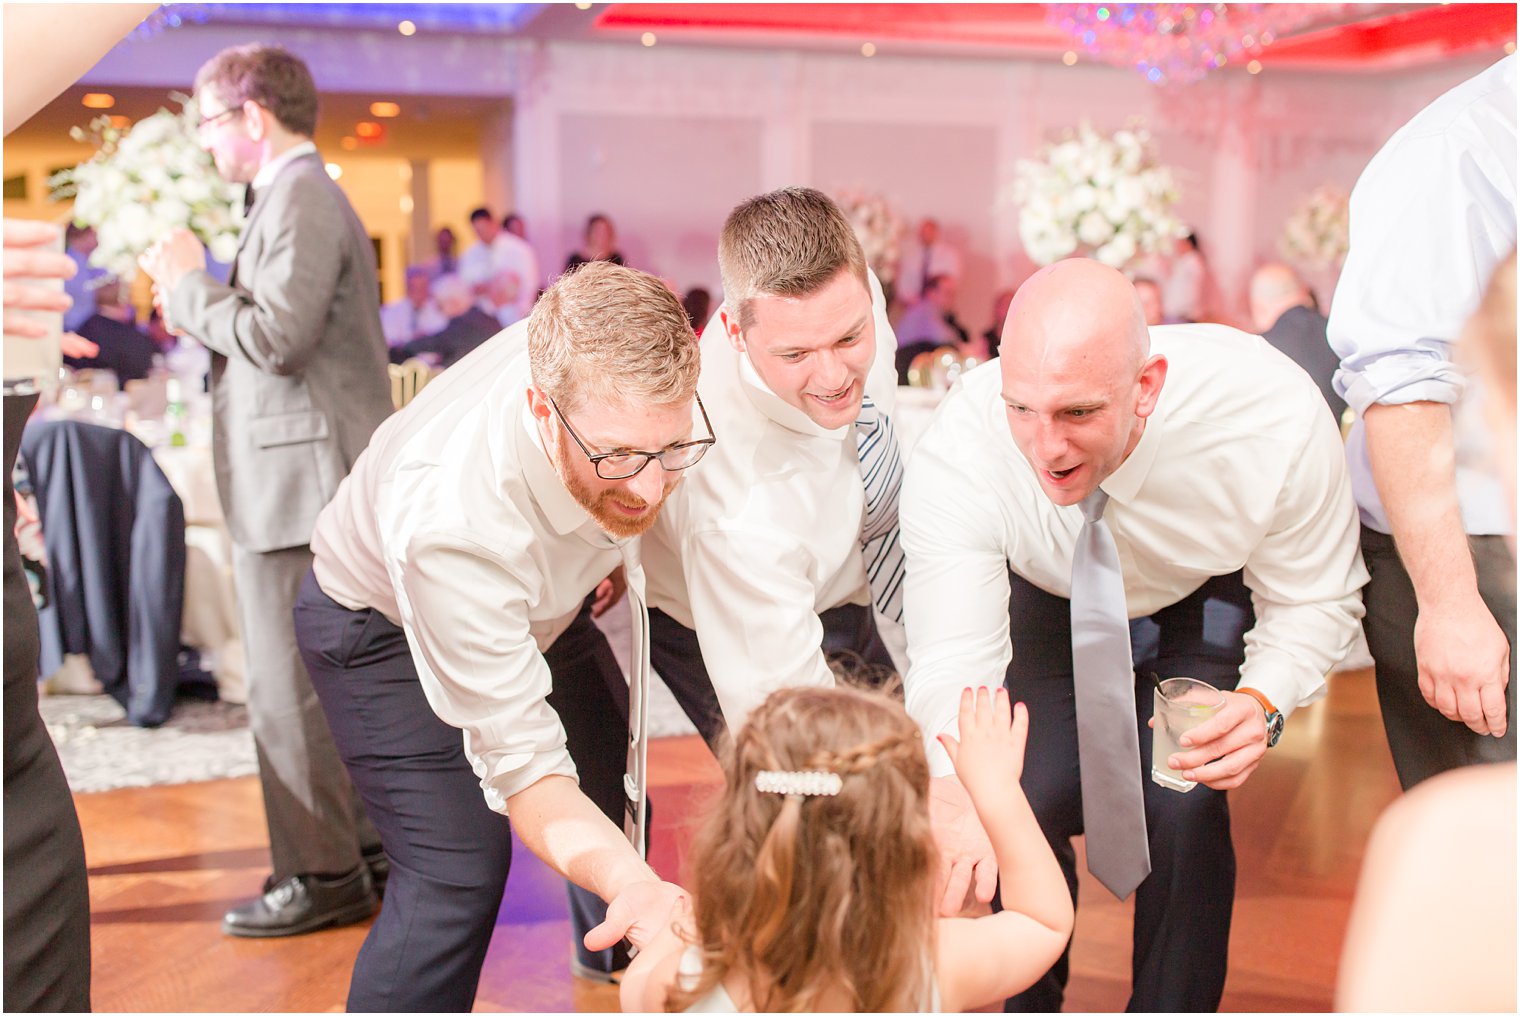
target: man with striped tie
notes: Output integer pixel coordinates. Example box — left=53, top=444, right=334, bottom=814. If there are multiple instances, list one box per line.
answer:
left=642, top=187, right=904, bottom=749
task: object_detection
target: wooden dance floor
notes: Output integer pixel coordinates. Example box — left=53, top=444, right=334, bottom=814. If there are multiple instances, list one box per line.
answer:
left=78, top=668, right=1397, bottom=1012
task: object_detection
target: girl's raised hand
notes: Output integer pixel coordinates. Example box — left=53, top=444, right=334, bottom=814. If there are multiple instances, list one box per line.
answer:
left=937, top=687, right=1029, bottom=805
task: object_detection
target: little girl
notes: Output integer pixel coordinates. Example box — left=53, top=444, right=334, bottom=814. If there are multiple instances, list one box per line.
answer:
left=620, top=684, right=1073, bottom=1012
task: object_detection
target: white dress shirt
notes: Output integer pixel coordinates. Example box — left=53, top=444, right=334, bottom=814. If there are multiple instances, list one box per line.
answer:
left=642, top=271, right=899, bottom=730
left=251, top=140, right=317, bottom=192
left=492, top=231, right=541, bottom=321
left=311, top=323, right=635, bottom=813
left=897, top=240, right=963, bottom=303
left=1328, top=55, right=1516, bottom=537
left=901, top=324, right=1368, bottom=775
left=379, top=296, right=448, bottom=347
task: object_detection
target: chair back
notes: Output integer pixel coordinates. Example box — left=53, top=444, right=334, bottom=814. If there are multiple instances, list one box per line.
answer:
left=389, top=358, right=434, bottom=410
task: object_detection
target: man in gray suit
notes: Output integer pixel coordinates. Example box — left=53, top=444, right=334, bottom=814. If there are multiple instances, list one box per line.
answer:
left=140, top=44, right=393, bottom=937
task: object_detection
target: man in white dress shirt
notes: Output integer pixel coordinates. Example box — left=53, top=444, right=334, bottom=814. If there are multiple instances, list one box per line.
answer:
left=459, top=206, right=540, bottom=327
left=294, top=262, right=705, bottom=1010
left=1328, top=55, right=1516, bottom=790
left=642, top=187, right=901, bottom=746
left=902, top=258, right=1366, bottom=1011
left=378, top=265, right=447, bottom=348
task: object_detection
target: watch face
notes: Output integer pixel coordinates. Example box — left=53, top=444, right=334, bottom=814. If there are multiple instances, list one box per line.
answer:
left=1265, top=713, right=1285, bottom=747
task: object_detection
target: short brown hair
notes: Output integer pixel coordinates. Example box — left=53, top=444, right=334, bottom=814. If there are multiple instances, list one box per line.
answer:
left=527, top=261, right=699, bottom=414
left=194, top=44, right=318, bottom=137
left=717, top=187, right=868, bottom=331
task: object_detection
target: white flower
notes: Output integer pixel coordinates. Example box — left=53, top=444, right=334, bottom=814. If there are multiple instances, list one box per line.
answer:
left=1012, top=120, right=1181, bottom=271
left=1077, top=210, right=1115, bottom=247
left=208, top=232, right=239, bottom=264
left=833, top=187, right=903, bottom=284
left=58, top=96, right=242, bottom=281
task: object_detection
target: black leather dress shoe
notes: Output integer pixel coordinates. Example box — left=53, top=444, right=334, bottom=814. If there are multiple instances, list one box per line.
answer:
left=362, top=844, right=390, bottom=899
left=222, top=866, right=378, bottom=938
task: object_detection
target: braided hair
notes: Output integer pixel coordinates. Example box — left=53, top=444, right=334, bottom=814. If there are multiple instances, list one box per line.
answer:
left=669, top=684, right=937, bottom=1012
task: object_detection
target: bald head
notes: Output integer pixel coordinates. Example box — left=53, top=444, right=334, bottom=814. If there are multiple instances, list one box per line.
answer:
left=997, top=259, right=1168, bottom=505
left=1249, top=263, right=1310, bottom=332
left=1002, top=258, right=1150, bottom=381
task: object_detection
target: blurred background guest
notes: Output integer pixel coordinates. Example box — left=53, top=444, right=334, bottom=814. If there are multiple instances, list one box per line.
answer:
left=564, top=212, right=625, bottom=272
left=390, top=272, right=501, bottom=369
left=979, top=287, right=1015, bottom=361
left=1249, top=263, right=1345, bottom=422
left=502, top=211, right=527, bottom=239
left=681, top=285, right=711, bottom=333
left=897, top=216, right=963, bottom=305
left=1162, top=231, right=1210, bottom=323
left=420, top=225, right=458, bottom=280
left=1132, top=275, right=1165, bottom=327
left=894, top=272, right=961, bottom=382
left=62, top=224, right=109, bottom=334
left=380, top=265, right=448, bottom=349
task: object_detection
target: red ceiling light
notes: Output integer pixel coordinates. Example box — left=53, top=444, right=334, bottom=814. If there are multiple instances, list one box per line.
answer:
left=354, top=121, right=385, bottom=140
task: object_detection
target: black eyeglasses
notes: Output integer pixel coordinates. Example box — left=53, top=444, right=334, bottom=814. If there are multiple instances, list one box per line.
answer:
left=548, top=393, right=716, bottom=480
left=195, top=107, right=239, bottom=132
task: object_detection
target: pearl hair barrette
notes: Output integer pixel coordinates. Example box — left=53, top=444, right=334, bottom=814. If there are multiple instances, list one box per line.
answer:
left=755, top=770, right=844, bottom=797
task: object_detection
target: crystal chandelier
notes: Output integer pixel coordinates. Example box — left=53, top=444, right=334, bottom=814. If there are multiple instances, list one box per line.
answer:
left=1046, top=4, right=1347, bottom=85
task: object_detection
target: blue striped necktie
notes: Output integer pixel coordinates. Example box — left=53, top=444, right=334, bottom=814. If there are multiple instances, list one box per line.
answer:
left=855, top=395, right=905, bottom=623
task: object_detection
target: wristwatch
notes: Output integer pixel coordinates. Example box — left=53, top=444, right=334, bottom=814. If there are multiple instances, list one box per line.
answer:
left=1236, top=687, right=1285, bottom=748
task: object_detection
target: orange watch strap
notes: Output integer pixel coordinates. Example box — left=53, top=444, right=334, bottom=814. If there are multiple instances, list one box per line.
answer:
left=1237, top=687, right=1277, bottom=716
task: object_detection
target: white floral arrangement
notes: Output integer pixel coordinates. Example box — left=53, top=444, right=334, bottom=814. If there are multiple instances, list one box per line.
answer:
left=1279, top=185, right=1349, bottom=269
left=51, top=97, right=244, bottom=280
left=834, top=188, right=903, bottom=285
left=1011, top=122, right=1183, bottom=271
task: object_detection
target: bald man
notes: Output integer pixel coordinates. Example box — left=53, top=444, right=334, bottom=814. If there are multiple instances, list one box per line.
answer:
left=901, top=258, right=1367, bottom=1010
left=1250, top=263, right=1346, bottom=422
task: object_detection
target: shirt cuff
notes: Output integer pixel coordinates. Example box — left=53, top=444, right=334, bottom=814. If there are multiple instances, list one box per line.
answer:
left=479, top=746, right=579, bottom=815
left=1337, top=352, right=1466, bottom=415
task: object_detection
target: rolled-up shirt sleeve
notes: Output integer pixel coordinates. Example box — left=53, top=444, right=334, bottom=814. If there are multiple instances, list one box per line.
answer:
left=1239, top=406, right=1369, bottom=716
left=1329, top=129, right=1511, bottom=414
left=389, top=529, right=577, bottom=814
left=900, top=440, right=1018, bottom=778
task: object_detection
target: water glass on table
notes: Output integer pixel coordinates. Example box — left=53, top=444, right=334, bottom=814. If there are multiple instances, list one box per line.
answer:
left=1151, top=677, right=1225, bottom=793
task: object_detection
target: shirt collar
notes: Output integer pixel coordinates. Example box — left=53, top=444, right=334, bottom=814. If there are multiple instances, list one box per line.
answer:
left=513, top=395, right=620, bottom=545
left=252, top=141, right=318, bottom=192
left=727, top=309, right=852, bottom=442
left=1100, top=375, right=1170, bottom=506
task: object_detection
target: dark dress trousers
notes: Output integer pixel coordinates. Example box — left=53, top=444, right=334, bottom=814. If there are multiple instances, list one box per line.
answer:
left=168, top=150, right=393, bottom=881
left=296, top=574, right=634, bottom=1012
left=648, top=601, right=897, bottom=751
left=22, top=419, right=186, bottom=727
left=3, top=394, right=92, bottom=1012
left=1001, top=569, right=1253, bottom=1014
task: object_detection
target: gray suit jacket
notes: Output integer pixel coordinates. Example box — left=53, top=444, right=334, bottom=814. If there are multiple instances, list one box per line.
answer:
left=169, top=152, right=393, bottom=553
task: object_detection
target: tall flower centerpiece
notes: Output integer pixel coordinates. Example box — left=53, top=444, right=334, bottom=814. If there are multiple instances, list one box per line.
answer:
left=51, top=98, right=244, bottom=280
left=1011, top=122, right=1183, bottom=272
left=833, top=187, right=904, bottom=286
left=1278, top=185, right=1349, bottom=269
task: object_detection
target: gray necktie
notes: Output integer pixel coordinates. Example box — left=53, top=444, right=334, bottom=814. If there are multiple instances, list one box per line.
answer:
left=1069, top=489, right=1150, bottom=900
left=620, top=548, right=651, bottom=858
left=855, top=395, right=905, bottom=623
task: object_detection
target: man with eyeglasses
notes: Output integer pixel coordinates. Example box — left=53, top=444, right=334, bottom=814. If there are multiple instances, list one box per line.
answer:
left=641, top=187, right=904, bottom=752
left=138, top=44, right=394, bottom=940
left=293, top=262, right=704, bottom=1012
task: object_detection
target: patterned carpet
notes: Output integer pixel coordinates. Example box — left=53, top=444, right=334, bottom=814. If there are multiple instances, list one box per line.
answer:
left=41, top=693, right=257, bottom=793
left=41, top=602, right=695, bottom=794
